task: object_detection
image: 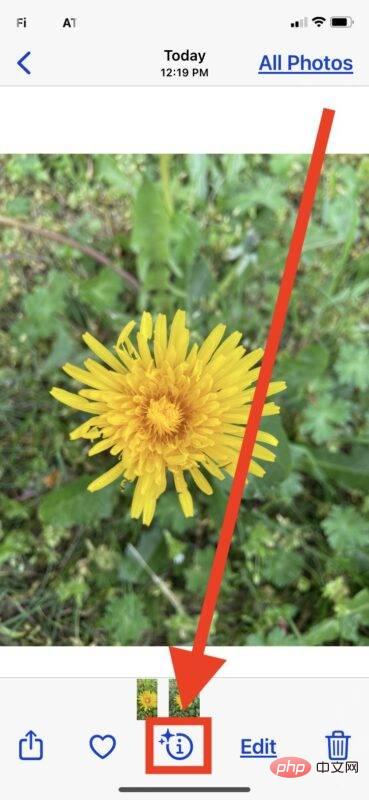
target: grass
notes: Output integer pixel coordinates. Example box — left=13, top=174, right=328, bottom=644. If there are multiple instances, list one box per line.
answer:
left=1, top=153, right=369, bottom=647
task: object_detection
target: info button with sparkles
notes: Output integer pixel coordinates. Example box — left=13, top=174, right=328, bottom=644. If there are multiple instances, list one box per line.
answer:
left=146, top=717, right=212, bottom=774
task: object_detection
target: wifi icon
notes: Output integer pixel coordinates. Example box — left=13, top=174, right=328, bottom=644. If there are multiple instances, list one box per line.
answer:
left=312, top=16, right=326, bottom=27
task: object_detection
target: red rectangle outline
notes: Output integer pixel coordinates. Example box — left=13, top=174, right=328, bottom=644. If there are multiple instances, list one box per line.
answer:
left=146, top=716, right=212, bottom=774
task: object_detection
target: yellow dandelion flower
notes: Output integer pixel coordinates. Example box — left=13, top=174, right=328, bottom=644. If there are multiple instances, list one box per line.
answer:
left=138, top=690, right=157, bottom=711
left=175, top=692, right=183, bottom=709
left=50, top=310, right=286, bottom=526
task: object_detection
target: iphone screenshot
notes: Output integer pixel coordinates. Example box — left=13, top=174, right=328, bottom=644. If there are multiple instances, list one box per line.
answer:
left=1, top=1, right=368, bottom=797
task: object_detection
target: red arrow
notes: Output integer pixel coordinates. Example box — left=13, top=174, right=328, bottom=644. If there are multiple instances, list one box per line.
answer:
left=170, top=108, right=335, bottom=708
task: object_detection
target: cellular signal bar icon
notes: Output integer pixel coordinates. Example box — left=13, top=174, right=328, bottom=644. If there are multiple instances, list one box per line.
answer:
left=291, top=17, right=308, bottom=28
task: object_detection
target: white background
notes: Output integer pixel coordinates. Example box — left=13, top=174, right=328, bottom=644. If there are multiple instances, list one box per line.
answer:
left=1, top=88, right=368, bottom=152
left=0, top=646, right=368, bottom=678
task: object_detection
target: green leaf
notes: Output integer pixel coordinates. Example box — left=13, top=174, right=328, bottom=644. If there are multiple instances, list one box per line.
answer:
left=265, top=628, right=296, bottom=645
left=300, top=395, right=351, bottom=444
left=185, top=547, right=214, bottom=594
left=40, top=328, right=76, bottom=375
left=323, top=180, right=359, bottom=237
left=232, top=176, right=288, bottom=216
left=186, top=155, right=208, bottom=201
left=335, top=342, right=369, bottom=391
left=336, top=589, right=369, bottom=642
left=0, top=494, right=29, bottom=521
left=339, top=589, right=369, bottom=626
left=263, top=549, right=304, bottom=588
left=278, top=344, right=329, bottom=392
left=0, top=531, right=32, bottom=565
left=322, top=506, right=369, bottom=553
left=79, top=267, right=122, bottom=313
left=102, top=594, right=150, bottom=644
left=270, top=155, right=306, bottom=176
left=39, top=475, right=118, bottom=527
left=13, top=270, right=69, bottom=342
left=306, top=446, right=369, bottom=493
left=5, top=155, right=48, bottom=181
left=302, top=619, right=339, bottom=645
left=57, top=576, right=89, bottom=607
left=247, top=628, right=297, bottom=646
left=132, top=181, right=170, bottom=287
left=5, top=197, right=32, bottom=216
left=155, top=491, right=194, bottom=534
left=170, top=212, right=201, bottom=270
left=206, top=480, right=230, bottom=528
left=186, top=257, right=215, bottom=310
left=277, top=472, right=304, bottom=503
left=95, top=155, right=133, bottom=191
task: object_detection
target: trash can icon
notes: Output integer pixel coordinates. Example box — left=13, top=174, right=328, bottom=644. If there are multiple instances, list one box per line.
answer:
left=326, top=730, right=351, bottom=761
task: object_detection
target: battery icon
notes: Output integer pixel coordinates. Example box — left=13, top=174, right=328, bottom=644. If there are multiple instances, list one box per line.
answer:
left=330, top=16, right=354, bottom=27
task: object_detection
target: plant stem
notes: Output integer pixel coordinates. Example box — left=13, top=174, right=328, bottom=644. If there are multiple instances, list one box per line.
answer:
left=0, top=214, right=140, bottom=292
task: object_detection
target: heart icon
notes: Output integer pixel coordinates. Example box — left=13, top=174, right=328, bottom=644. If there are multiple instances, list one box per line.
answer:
left=89, top=734, right=117, bottom=759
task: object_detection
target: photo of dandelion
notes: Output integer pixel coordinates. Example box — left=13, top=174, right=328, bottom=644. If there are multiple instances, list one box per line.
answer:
left=169, top=679, right=200, bottom=718
left=1, top=154, right=369, bottom=648
left=50, top=309, right=285, bottom=525
left=136, top=678, right=158, bottom=719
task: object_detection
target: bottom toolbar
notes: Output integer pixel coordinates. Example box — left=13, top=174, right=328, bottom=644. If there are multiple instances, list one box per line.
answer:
left=2, top=676, right=366, bottom=799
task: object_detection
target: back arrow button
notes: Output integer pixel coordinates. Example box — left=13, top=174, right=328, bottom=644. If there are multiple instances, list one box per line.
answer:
left=17, top=51, right=31, bottom=75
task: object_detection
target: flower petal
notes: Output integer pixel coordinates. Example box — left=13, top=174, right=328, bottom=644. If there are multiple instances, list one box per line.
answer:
left=69, top=416, right=102, bottom=440
left=142, top=496, right=156, bottom=526
left=140, top=311, right=153, bottom=339
left=256, top=430, right=278, bottom=446
left=178, top=488, right=194, bottom=517
left=116, top=320, right=136, bottom=349
left=87, top=460, right=125, bottom=492
left=252, top=443, right=276, bottom=462
left=88, top=437, right=117, bottom=456
left=50, top=387, right=104, bottom=413
left=63, top=363, right=107, bottom=389
left=198, top=323, right=226, bottom=364
left=154, top=313, right=168, bottom=366
left=82, top=332, right=125, bottom=373
left=190, top=467, right=213, bottom=495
